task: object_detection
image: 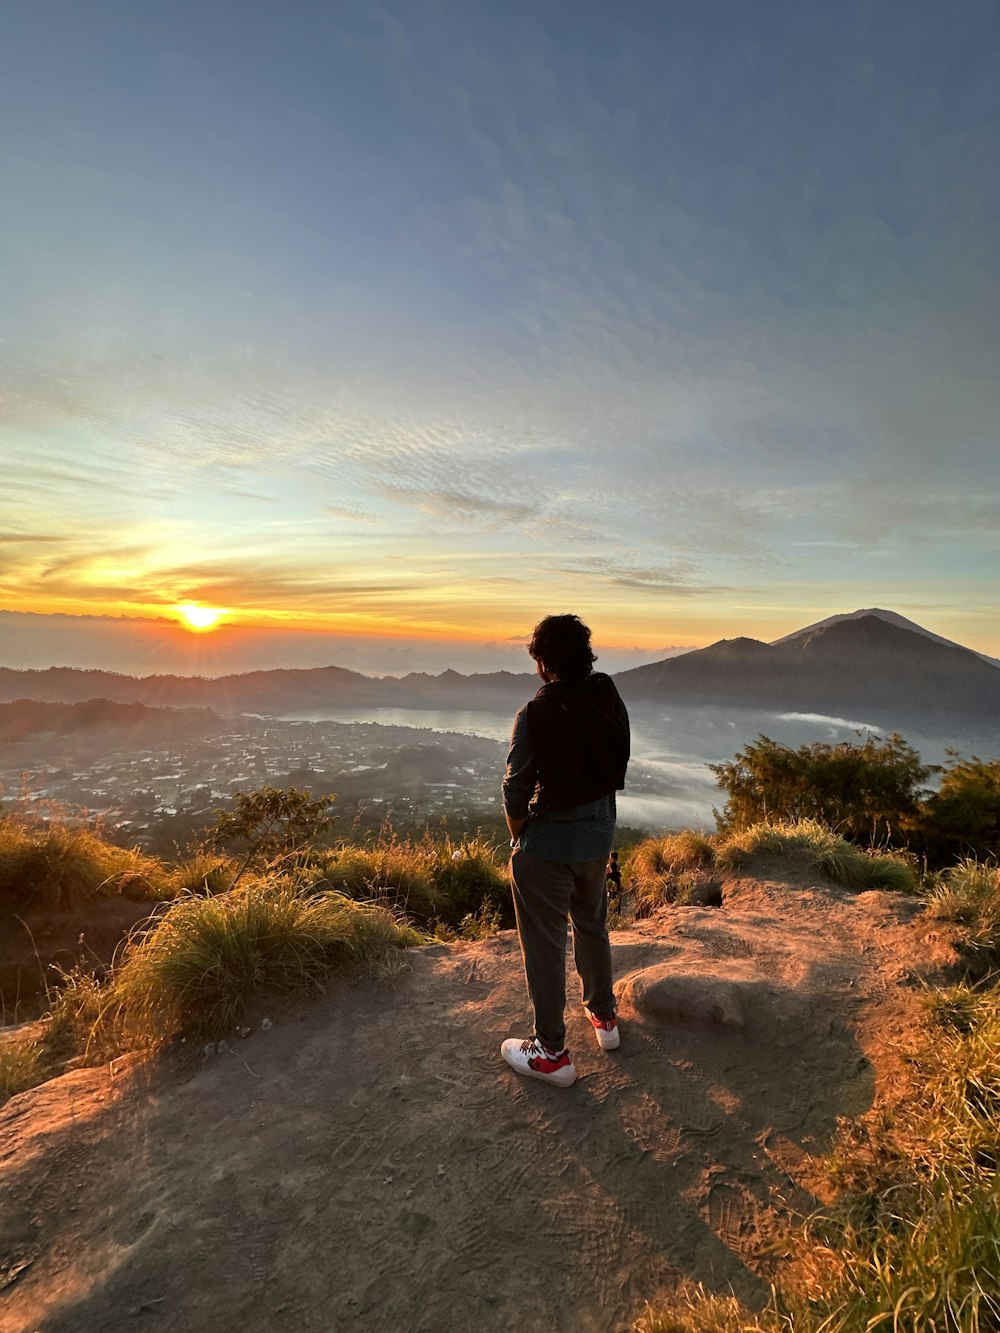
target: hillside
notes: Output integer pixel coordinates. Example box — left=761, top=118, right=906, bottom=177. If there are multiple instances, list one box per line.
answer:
left=0, top=870, right=958, bottom=1332
left=0, top=699, right=222, bottom=747
left=616, top=614, right=1000, bottom=718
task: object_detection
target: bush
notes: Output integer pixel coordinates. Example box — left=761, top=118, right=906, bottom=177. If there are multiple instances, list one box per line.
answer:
left=711, top=733, right=930, bottom=845
left=0, top=816, right=167, bottom=910
left=209, top=786, right=339, bottom=864
left=919, top=756, right=1000, bottom=865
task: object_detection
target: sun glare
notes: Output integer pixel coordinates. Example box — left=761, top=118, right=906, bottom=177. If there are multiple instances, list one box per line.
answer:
left=176, top=603, right=225, bottom=632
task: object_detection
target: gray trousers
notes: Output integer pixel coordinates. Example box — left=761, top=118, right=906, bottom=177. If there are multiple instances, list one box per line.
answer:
left=509, top=848, right=616, bottom=1053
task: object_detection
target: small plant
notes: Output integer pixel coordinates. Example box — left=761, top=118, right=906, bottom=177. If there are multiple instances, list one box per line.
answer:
left=0, top=1038, right=44, bottom=1104
left=433, top=899, right=504, bottom=942
left=209, top=786, right=338, bottom=887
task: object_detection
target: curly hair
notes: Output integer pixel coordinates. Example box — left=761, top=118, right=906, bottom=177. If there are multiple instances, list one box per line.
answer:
left=528, top=614, right=597, bottom=682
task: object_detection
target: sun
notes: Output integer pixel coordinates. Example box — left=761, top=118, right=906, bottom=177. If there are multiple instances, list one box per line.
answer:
left=175, top=603, right=225, bottom=632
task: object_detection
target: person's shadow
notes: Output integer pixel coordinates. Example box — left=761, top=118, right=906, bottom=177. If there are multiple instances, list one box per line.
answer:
left=541, top=947, right=875, bottom=1310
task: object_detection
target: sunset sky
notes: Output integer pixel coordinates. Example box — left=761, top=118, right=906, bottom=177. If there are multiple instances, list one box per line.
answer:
left=3, top=0, right=999, bottom=674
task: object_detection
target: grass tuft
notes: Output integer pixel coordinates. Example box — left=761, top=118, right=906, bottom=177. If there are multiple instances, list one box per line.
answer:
left=928, top=859, right=1000, bottom=972
left=635, top=1286, right=778, bottom=1332
left=0, top=816, right=167, bottom=910
left=714, top=820, right=916, bottom=892
left=318, top=833, right=509, bottom=926
left=0, top=1038, right=45, bottom=1103
left=628, top=830, right=716, bottom=912
left=166, top=851, right=236, bottom=897
left=105, top=880, right=421, bottom=1042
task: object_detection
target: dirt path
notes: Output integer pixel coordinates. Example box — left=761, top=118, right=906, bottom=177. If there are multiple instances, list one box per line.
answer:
left=0, top=870, right=957, bottom=1333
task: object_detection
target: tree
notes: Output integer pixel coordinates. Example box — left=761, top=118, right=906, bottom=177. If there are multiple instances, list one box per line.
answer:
left=209, top=786, right=338, bottom=886
left=918, top=754, right=1000, bottom=864
left=711, top=733, right=931, bottom=845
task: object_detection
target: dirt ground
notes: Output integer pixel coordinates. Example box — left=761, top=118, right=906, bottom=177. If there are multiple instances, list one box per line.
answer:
left=0, top=867, right=958, bottom=1333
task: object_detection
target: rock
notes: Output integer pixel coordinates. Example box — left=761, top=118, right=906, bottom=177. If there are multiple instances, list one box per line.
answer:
left=619, top=964, right=789, bottom=1039
left=261, top=1018, right=272, bottom=1031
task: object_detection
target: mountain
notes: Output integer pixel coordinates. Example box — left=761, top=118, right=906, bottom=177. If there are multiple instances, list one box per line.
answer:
left=771, top=607, right=1000, bottom=669
left=615, top=614, right=1000, bottom=719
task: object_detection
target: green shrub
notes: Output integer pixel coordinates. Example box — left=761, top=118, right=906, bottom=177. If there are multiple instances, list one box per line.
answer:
left=433, top=900, right=505, bottom=942
left=711, top=732, right=930, bottom=845
left=919, top=755, right=1000, bottom=864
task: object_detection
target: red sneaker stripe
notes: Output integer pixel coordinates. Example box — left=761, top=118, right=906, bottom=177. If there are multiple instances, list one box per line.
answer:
left=529, top=1053, right=571, bottom=1074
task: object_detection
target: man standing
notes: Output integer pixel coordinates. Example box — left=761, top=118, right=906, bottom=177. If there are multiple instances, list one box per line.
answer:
left=501, top=614, right=630, bottom=1087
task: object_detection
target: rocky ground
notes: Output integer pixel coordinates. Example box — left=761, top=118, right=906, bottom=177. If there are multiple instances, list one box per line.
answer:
left=0, top=863, right=958, bottom=1332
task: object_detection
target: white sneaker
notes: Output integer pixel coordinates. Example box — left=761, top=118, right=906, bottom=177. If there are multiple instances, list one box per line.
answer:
left=584, top=1007, right=621, bottom=1050
left=501, top=1037, right=577, bottom=1087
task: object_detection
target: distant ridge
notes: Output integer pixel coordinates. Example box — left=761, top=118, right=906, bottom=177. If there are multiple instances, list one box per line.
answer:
left=0, top=610, right=996, bottom=722
left=0, top=663, right=537, bottom=714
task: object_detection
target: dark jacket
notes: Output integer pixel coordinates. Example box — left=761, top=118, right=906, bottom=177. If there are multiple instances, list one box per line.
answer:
left=525, top=673, right=630, bottom=812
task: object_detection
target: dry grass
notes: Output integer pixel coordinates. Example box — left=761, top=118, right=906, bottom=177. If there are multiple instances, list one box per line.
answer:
left=0, top=816, right=169, bottom=910
left=318, top=833, right=509, bottom=926
left=627, top=830, right=716, bottom=912
left=101, top=878, right=423, bottom=1044
left=714, top=820, right=916, bottom=892
left=0, top=1037, right=45, bottom=1102
left=928, top=859, right=1000, bottom=972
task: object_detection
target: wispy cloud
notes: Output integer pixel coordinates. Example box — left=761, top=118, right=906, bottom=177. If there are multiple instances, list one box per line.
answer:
left=1, top=0, right=999, bottom=658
